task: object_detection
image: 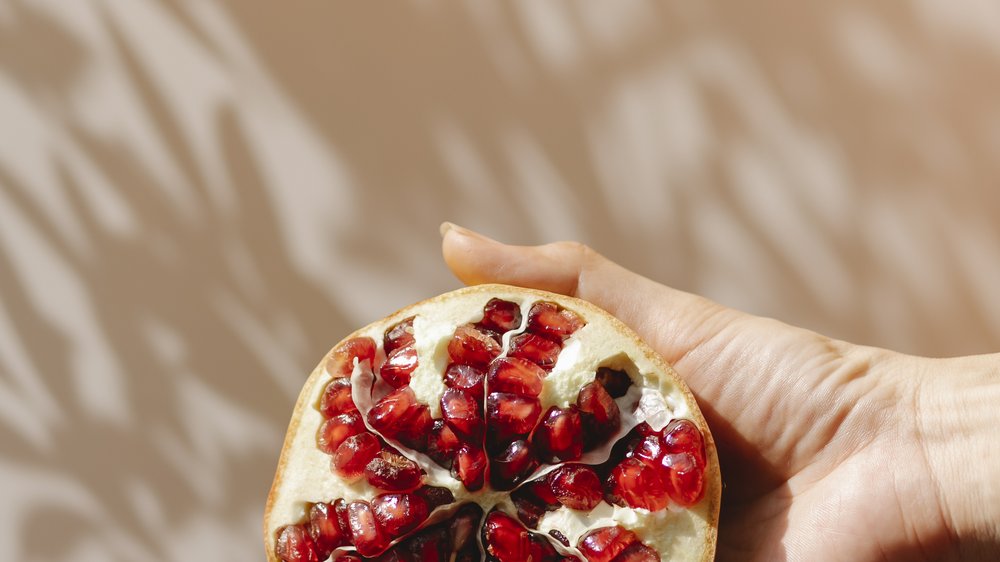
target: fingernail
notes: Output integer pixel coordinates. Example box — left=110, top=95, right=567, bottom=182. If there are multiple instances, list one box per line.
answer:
left=439, top=221, right=456, bottom=237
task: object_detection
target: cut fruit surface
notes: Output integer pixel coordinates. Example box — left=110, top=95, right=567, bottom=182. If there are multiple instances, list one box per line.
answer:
left=265, top=285, right=720, bottom=561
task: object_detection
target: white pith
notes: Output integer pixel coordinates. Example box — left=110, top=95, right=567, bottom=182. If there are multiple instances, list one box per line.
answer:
left=265, top=286, right=717, bottom=561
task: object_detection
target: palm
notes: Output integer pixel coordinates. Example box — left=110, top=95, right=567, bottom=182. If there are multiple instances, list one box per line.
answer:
left=440, top=230, right=950, bottom=561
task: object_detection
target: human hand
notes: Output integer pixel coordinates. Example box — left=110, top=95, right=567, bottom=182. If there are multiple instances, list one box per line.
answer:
left=440, top=223, right=1000, bottom=561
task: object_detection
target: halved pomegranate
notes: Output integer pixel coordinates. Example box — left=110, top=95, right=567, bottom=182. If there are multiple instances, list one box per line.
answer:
left=265, top=285, right=720, bottom=561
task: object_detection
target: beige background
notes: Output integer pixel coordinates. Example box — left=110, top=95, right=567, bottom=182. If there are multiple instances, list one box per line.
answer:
left=1, top=1, right=999, bottom=560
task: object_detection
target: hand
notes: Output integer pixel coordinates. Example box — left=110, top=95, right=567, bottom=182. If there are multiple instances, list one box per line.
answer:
left=440, top=223, right=1000, bottom=561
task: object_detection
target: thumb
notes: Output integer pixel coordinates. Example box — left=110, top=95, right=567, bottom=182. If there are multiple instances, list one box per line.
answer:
left=439, top=222, right=741, bottom=367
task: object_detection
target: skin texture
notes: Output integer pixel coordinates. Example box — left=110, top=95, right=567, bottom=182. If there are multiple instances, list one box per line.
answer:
left=441, top=223, right=1000, bottom=562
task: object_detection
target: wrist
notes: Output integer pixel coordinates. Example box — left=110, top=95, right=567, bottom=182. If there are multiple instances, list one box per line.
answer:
left=908, top=353, right=1000, bottom=557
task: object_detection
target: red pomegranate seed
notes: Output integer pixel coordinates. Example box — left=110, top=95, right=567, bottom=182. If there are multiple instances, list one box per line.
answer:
left=443, top=364, right=486, bottom=401
left=331, top=432, right=381, bottom=481
left=523, top=476, right=560, bottom=506
left=319, top=377, right=358, bottom=418
left=366, top=386, right=433, bottom=449
left=490, top=439, right=538, bottom=490
left=364, top=450, right=424, bottom=491
left=578, top=526, right=640, bottom=562
left=440, top=388, right=485, bottom=439
left=634, top=422, right=659, bottom=437
left=548, top=464, right=603, bottom=511
left=347, top=500, right=390, bottom=557
left=309, top=502, right=347, bottom=557
left=452, top=443, right=488, bottom=491
left=613, top=541, right=660, bottom=561
left=595, top=367, right=632, bottom=398
left=528, top=533, right=563, bottom=561
left=317, top=411, right=366, bottom=455
left=630, top=435, right=664, bottom=466
left=661, top=452, right=705, bottom=507
left=482, top=511, right=532, bottom=562
left=662, top=419, right=706, bottom=466
left=507, top=333, right=561, bottom=370
left=417, top=485, right=455, bottom=510
left=380, top=346, right=418, bottom=388
left=486, top=392, right=542, bottom=442
left=479, top=298, right=522, bottom=333
left=275, top=524, right=319, bottom=562
left=487, top=357, right=545, bottom=397
left=577, top=381, right=621, bottom=450
left=606, top=458, right=669, bottom=511
left=532, top=406, right=583, bottom=462
left=448, top=324, right=502, bottom=368
left=371, top=492, right=430, bottom=537
left=449, top=503, right=484, bottom=553
left=511, top=493, right=548, bottom=528
left=526, top=301, right=585, bottom=341
left=384, top=317, right=416, bottom=355
left=426, top=419, right=460, bottom=469
left=403, top=524, right=449, bottom=562
left=334, top=499, right=350, bottom=540
left=325, top=337, right=376, bottom=378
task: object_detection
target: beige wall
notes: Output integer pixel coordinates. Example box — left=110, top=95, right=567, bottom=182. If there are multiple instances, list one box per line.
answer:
left=1, top=1, right=999, bottom=560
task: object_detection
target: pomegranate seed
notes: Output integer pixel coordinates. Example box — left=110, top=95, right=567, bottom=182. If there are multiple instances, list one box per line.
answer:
left=384, top=317, right=416, bottom=355
left=577, top=381, right=621, bottom=449
left=309, top=502, right=347, bottom=557
left=578, top=526, right=640, bottom=562
left=403, top=524, right=449, bottom=561
left=479, top=298, right=522, bottom=333
left=331, top=432, right=381, bottom=481
left=548, top=464, right=603, bottom=511
left=334, top=555, right=362, bottom=562
left=486, top=392, right=542, bottom=443
left=630, top=435, right=664, bottom=466
left=661, top=452, right=705, bottom=507
left=606, top=457, right=669, bottom=511
left=595, top=367, right=632, bottom=398
left=526, top=301, right=585, bottom=341
left=440, top=388, right=485, bottom=439
left=635, top=422, right=659, bottom=437
left=325, top=337, right=376, bottom=378
left=319, top=377, right=358, bottom=418
left=443, top=364, right=486, bottom=401
left=549, top=529, right=570, bottom=547
left=364, top=450, right=424, bottom=491
left=448, top=324, right=502, bottom=368
left=490, top=439, right=538, bottom=490
left=452, top=443, right=488, bottom=491
left=371, top=492, right=430, bottom=537
left=449, top=503, right=484, bottom=553
left=613, top=541, right=660, bottom=561
left=507, top=333, right=561, bottom=370
left=511, top=493, right=548, bottom=528
left=487, top=357, right=545, bottom=397
left=347, top=500, right=390, bottom=557
left=275, top=524, right=319, bottom=562
left=482, top=511, right=532, bottom=562
left=662, top=419, right=706, bottom=466
left=523, top=477, right=560, bottom=506
left=380, top=346, right=418, bottom=388
left=334, top=499, right=350, bottom=540
left=532, top=406, right=583, bottom=462
left=317, top=411, right=366, bottom=454
left=426, top=420, right=460, bottom=469
left=366, top=386, right=433, bottom=449
left=528, top=533, right=563, bottom=561
left=417, top=485, right=455, bottom=510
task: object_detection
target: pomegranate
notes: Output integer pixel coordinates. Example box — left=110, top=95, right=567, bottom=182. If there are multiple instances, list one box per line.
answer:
left=265, top=285, right=720, bottom=561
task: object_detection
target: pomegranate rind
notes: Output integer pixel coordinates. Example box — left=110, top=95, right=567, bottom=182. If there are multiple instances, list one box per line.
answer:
left=265, top=284, right=721, bottom=562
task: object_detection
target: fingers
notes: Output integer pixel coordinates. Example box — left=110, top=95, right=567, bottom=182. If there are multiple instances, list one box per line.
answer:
left=439, top=223, right=739, bottom=365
